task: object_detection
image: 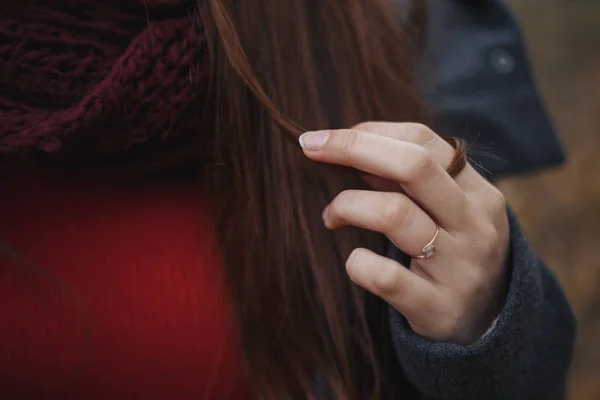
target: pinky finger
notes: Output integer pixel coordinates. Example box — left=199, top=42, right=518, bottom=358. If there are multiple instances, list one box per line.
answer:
left=346, top=248, right=441, bottom=325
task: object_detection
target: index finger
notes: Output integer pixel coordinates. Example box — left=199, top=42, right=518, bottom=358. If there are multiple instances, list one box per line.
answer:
left=299, top=128, right=473, bottom=231
left=352, top=122, right=482, bottom=191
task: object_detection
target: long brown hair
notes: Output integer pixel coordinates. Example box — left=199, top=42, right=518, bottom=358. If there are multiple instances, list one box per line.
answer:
left=197, top=0, right=426, bottom=398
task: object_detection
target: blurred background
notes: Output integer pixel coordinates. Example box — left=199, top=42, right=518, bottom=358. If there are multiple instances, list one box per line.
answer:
left=498, top=1, right=600, bottom=399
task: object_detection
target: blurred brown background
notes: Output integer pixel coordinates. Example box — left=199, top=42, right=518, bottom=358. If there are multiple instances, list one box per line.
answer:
left=498, top=1, right=600, bottom=399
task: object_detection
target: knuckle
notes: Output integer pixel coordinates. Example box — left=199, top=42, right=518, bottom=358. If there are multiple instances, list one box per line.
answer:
left=486, top=225, right=501, bottom=248
left=378, top=196, right=412, bottom=231
left=487, top=186, right=506, bottom=215
left=404, top=146, right=437, bottom=182
left=479, top=212, right=502, bottom=248
left=464, top=264, right=488, bottom=293
left=407, top=123, right=436, bottom=145
left=332, top=129, right=361, bottom=153
left=471, top=218, right=499, bottom=252
left=372, top=263, right=402, bottom=296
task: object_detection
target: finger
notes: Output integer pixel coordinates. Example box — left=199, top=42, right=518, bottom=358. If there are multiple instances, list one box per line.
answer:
left=352, top=122, right=482, bottom=191
left=300, top=129, right=472, bottom=231
left=324, top=190, right=441, bottom=259
left=354, top=122, right=453, bottom=169
left=346, top=247, right=442, bottom=326
left=354, top=123, right=508, bottom=242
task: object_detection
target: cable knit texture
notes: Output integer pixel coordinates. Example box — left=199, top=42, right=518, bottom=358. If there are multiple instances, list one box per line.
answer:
left=0, top=0, right=209, bottom=167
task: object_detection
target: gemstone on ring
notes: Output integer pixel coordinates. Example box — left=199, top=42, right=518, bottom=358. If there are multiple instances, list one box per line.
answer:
left=422, top=243, right=436, bottom=258
left=412, top=226, right=440, bottom=260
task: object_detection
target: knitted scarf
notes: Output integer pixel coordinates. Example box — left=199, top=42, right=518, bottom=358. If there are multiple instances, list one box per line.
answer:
left=0, top=0, right=210, bottom=169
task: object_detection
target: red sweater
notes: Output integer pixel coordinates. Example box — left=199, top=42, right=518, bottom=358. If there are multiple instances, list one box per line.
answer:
left=1, top=0, right=253, bottom=397
left=0, top=176, right=253, bottom=399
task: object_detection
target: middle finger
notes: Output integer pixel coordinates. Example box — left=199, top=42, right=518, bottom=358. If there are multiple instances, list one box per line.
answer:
left=301, top=129, right=473, bottom=231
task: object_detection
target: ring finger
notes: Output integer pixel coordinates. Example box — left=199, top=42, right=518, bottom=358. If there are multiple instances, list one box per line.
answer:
left=325, top=189, right=452, bottom=266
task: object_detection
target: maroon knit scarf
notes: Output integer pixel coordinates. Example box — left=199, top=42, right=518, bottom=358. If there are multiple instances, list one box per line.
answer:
left=0, top=0, right=210, bottom=169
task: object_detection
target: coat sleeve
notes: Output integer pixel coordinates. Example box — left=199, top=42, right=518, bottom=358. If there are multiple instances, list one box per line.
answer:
left=387, top=208, right=576, bottom=400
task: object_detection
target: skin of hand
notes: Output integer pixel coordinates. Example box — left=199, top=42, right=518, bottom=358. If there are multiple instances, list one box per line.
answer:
left=300, top=122, right=509, bottom=345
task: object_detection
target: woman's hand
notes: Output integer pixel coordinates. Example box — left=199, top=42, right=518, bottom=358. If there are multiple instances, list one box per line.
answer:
left=300, top=122, right=510, bottom=345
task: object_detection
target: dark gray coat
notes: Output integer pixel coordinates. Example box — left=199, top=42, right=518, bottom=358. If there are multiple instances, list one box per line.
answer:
left=416, top=0, right=565, bottom=178
left=377, top=1, right=575, bottom=399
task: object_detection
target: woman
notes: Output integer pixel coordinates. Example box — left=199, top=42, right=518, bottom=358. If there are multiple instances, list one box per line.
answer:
left=0, top=0, right=574, bottom=399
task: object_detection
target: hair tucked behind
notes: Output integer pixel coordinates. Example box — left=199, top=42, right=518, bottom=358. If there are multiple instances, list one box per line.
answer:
left=197, top=0, right=426, bottom=398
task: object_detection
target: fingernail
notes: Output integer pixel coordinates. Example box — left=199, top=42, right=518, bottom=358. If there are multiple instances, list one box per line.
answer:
left=299, top=131, right=330, bottom=151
